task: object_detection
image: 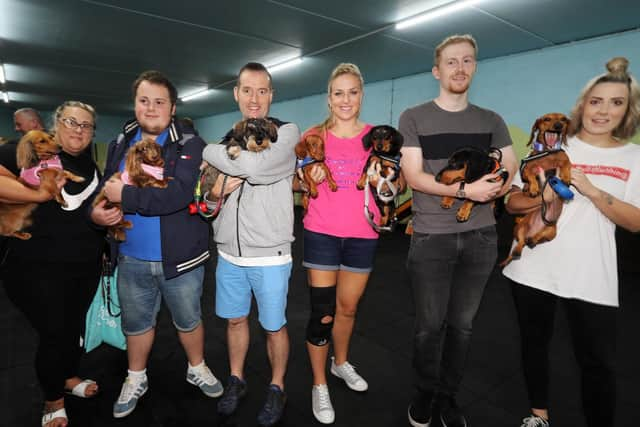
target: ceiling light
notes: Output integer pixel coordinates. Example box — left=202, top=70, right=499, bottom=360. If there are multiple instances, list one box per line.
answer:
left=181, top=88, right=214, bottom=102
left=395, top=0, right=482, bottom=30
left=0, top=64, right=5, bottom=84
left=267, top=57, right=303, bottom=73
left=2, top=92, right=8, bottom=103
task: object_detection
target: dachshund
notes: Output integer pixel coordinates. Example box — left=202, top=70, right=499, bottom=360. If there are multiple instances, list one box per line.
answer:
left=435, top=146, right=509, bottom=222
left=93, top=138, right=169, bottom=242
left=295, top=134, right=338, bottom=210
left=0, top=130, right=85, bottom=240
left=197, top=118, right=278, bottom=211
left=501, top=113, right=572, bottom=266
left=356, top=125, right=405, bottom=228
left=225, top=118, right=278, bottom=160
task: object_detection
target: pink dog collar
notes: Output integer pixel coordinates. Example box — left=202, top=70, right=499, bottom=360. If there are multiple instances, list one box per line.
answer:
left=20, top=155, right=63, bottom=186
left=121, top=164, right=164, bottom=185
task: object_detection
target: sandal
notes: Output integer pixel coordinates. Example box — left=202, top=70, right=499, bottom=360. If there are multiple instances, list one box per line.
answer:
left=65, top=379, right=98, bottom=398
left=42, top=407, right=67, bottom=427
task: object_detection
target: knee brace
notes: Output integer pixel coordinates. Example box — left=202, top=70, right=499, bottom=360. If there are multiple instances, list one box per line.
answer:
left=306, top=286, right=336, bottom=346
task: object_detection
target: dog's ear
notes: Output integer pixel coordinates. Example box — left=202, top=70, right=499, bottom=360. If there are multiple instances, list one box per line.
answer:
left=16, top=132, right=37, bottom=168
left=561, top=117, right=570, bottom=146
left=267, top=122, right=278, bottom=142
left=527, top=117, right=542, bottom=147
left=392, top=128, right=404, bottom=147
left=362, top=129, right=373, bottom=150
left=295, top=139, right=308, bottom=159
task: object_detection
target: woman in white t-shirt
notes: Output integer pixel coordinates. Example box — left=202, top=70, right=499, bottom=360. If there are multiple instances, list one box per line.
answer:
left=503, top=57, right=640, bottom=427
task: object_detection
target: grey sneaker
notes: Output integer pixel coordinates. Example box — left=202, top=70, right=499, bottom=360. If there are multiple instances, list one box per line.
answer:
left=521, top=415, right=550, bottom=427
left=186, top=363, right=223, bottom=397
left=113, top=376, right=148, bottom=418
left=330, top=357, right=368, bottom=392
left=312, top=384, right=335, bottom=424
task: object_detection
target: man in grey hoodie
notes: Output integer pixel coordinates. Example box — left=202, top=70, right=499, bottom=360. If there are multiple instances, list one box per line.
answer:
left=202, top=62, right=299, bottom=427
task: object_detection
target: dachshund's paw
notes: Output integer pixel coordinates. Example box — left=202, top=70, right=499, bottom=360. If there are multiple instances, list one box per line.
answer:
left=329, top=183, right=338, bottom=192
left=456, top=213, right=471, bottom=222
left=227, top=146, right=241, bottom=160
left=13, top=231, right=32, bottom=240
left=309, top=188, right=319, bottom=198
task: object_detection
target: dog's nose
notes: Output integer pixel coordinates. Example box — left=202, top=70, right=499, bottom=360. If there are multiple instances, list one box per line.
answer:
left=553, top=122, right=564, bottom=130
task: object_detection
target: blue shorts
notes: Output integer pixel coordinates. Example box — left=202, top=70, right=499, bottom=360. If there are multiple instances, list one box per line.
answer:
left=215, top=257, right=291, bottom=332
left=117, top=255, right=204, bottom=335
left=302, top=229, right=378, bottom=273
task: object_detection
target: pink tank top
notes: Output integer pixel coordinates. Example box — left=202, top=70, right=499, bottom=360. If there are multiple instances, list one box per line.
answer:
left=303, top=125, right=380, bottom=239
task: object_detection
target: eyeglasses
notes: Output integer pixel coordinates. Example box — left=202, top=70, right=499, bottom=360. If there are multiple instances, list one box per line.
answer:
left=59, top=117, right=95, bottom=133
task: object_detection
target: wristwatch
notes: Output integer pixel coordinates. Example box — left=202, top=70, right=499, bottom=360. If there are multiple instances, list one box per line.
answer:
left=455, top=182, right=466, bottom=199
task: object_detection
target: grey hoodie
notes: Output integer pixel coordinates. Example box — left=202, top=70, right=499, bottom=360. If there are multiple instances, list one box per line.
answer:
left=202, top=122, right=300, bottom=258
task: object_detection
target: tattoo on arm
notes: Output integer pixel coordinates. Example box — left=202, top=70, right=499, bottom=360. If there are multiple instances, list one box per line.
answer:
left=601, top=190, right=614, bottom=205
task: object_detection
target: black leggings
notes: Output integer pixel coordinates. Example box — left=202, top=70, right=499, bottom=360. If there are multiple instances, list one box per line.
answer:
left=3, top=262, right=100, bottom=401
left=511, top=280, right=617, bottom=427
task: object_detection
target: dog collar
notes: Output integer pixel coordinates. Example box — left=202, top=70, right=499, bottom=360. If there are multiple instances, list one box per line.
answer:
left=296, top=157, right=318, bottom=169
left=20, top=155, right=63, bottom=186
left=533, top=141, right=562, bottom=152
left=121, top=164, right=164, bottom=185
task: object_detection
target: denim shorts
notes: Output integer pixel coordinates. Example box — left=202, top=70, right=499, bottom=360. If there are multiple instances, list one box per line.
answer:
left=302, top=229, right=378, bottom=273
left=215, top=257, right=291, bottom=332
left=117, top=255, right=204, bottom=335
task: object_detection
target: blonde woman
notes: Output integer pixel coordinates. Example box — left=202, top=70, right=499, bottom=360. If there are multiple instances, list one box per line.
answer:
left=297, top=63, right=382, bottom=424
left=2, top=101, right=105, bottom=427
left=503, top=57, right=640, bottom=427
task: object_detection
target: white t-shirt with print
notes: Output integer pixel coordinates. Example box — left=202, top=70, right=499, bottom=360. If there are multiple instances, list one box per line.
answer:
left=503, top=136, right=640, bottom=307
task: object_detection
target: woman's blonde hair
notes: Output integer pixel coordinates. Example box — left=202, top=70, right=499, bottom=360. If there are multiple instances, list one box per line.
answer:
left=52, top=100, right=97, bottom=132
left=569, top=57, right=640, bottom=140
left=312, top=63, right=364, bottom=135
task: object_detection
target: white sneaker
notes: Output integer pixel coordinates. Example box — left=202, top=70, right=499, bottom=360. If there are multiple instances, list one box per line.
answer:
left=312, top=384, right=335, bottom=424
left=521, top=415, right=550, bottom=427
left=186, top=363, right=223, bottom=397
left=113, top=375, right=148, bottom=418
left=330, top=357, right=368, bottom=392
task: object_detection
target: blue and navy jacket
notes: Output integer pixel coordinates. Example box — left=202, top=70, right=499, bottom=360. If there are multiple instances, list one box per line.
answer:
left=95, top=118, right=209, bottom=279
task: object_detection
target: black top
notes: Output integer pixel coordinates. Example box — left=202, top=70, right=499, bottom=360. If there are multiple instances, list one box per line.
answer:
left=0, top=139, right=19, bottom=176
left=4, top=146, right=105, bottom=272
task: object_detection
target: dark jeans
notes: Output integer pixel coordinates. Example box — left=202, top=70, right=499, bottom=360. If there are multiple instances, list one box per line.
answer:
left=511, top=281, right=617, bottom=427
left=3, top=261, right=100, bottom=401
left=407, top=226, right=497, bottom=396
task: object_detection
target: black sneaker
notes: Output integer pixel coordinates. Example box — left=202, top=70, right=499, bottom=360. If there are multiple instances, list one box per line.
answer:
left=257, top=384, right=287, bottom=427
left=217, top=375, right=248, bottom=416
left=436, top=394, right=467, bottom=427
left=408, top=391, right=433, bottom=427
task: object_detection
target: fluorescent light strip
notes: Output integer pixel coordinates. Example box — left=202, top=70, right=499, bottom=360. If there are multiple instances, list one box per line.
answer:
left=395, top=0, right=482, bottom=30
left=181, top=88, right=214, bottom=102
left=0, top=64, right=5, bottom=84
left=267, top=57, right=303, bottom=73
left=2, top=92, right=8, bottom=103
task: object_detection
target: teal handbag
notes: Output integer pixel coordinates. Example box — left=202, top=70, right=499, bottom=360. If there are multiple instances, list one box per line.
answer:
left=84, top=258, right=126, bottom=351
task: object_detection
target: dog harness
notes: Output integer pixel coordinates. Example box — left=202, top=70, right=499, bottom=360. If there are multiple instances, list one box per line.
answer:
left=120, top=164, right=164, bottom=185
left=362, top=153, right=402, bottom=233
left=296, top=156, right=320, bottom=169
left=19, top=155, right=63, bottom=186
left=519, top=148, right=566, bottom=176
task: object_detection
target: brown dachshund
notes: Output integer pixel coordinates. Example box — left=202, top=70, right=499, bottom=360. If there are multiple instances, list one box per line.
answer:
left=93, top=138, right=169, bottom=241
left=0, top=130, right=85, bottom=240
left=356, top=125, right=405, bottom=228
left=501, top=113, right=572, bottom=266
left=295, top=134, right=337, bottom=210
left=435, top=146, right=509, bottom=222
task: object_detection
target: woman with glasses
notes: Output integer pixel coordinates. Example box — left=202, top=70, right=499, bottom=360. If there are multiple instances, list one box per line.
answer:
left=2, top=101, right=105, bottom=427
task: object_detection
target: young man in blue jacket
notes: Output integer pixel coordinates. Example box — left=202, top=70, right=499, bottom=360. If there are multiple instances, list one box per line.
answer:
left=91, top=70, right=222, bottom=418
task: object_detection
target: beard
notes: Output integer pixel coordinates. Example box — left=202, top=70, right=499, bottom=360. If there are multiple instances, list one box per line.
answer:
left=446, top=74, right=471, bottom=94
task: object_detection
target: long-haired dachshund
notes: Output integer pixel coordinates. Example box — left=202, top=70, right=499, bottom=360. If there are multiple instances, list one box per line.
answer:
left=93, top=138, right=169, bottom=241
left=435, top=146, right=509, bottom=222
left=501, top=113, right=572, bottom=266
left=356, top=125, right=405, bottom=227
left=0, top=130, right=85, bottom=240
left=295, top=134, right=337, bottom=210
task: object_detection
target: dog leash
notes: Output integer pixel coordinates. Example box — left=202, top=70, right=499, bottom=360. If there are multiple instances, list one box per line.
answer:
left=191, top=172, right=227, bottom=219
left=363, top=162, right=399, bottom=233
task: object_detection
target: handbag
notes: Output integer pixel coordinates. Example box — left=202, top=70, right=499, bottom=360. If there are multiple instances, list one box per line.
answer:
left=84, top=256, right=126, bottom=351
